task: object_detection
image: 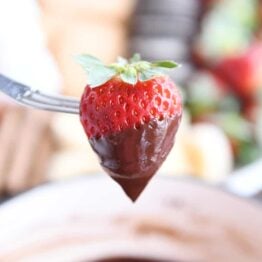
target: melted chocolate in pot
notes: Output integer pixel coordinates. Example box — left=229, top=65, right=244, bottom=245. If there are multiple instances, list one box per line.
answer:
left=89, top=116, right=181, bottom=201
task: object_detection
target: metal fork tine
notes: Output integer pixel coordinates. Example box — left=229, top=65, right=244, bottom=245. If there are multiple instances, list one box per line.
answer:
left=26, top=91, right=80, bottom=108
left=21, top=98, right=79, bottom=114
left=0, top=74, right=80, bottom=114
left=33, top=91, right=80, bottom=105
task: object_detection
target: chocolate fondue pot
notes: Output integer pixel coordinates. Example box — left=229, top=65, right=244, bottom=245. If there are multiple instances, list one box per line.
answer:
left=0, top=177, right=261, bottom=262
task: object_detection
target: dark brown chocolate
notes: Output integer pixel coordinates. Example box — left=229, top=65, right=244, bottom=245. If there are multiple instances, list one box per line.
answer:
left=89, top=116, right=181, bottom=201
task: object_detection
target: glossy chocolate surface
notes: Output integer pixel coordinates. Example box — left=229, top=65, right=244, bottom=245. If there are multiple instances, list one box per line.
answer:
left=89, top=116, right=181, bottom=201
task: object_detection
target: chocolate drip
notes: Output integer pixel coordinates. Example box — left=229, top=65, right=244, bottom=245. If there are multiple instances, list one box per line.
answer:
left=89, top=116, right=181, bottom=201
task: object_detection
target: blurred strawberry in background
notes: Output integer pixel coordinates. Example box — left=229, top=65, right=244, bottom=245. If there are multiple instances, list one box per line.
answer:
left=185, top=0, right=262, bottom=168
left=214, top=43, right=262, bottom=100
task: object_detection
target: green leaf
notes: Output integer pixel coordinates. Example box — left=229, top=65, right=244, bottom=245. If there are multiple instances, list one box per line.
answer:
left=152, top=60, right=180, bottom=69
left=130, top=53, right=141, bottom=63
left=76, top=53, right=180, bottom=86
left=135, top=61, right=151, bottom=71
left=120, top=67, right=137, bottom=85
left=139, top=68, right=164, bottom=81
left=75, top=54, right=104, bottom=70
left=87, top=65, right=116, bottom=87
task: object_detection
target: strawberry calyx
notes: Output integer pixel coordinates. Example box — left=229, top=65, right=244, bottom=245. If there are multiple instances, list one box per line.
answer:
left=76, top=53, right=180, bottom=87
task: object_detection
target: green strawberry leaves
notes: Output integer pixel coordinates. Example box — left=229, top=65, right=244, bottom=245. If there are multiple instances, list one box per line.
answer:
left=139, top=68, right=165, bottom=82
left=120, top=67, right=137, bottom=85
left=76, top=54, right=104, bottom=68
left=76, top=53, right=180, bottom=87
left=87, top=66, right=116, bottom=87
left=152, top=60, right=180, bottom=68
left=129, top=53, right=141, bottom=63
left=76, top=55, right=116, bottom=87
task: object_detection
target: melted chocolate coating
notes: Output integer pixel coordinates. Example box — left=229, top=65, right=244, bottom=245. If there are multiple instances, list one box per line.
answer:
left=89, top=116, right=181, bottom=201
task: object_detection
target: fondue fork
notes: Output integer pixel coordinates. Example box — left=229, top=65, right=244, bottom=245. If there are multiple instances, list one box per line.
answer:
left=0, top=74, right=80, bottom=114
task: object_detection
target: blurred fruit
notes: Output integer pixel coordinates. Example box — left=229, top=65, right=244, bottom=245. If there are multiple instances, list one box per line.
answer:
left=212, top=113, right=253, bottom=144
left=195, top=0, right=259, bottom=62
left=184, top=123, right=233, bottom=183
left=214, top=43, right=262, bottom=100
left=185, top=71, right=242, bottom=119
left=188, top=0, right=262, bottom=168
left=208, top=112, right=261, bottom=165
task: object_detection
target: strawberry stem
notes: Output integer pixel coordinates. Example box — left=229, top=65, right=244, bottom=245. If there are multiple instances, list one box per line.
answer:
left=76, top=53, right=180, bottom=87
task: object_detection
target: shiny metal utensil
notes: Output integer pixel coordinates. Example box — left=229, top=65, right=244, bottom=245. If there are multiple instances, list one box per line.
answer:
left=0, top=74, right=80, bottom=114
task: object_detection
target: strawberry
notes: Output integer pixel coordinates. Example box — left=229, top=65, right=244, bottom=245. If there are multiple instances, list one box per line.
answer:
left=214, top=43, right=262, bottom=100
left=78, top=54, right=182, bottom=201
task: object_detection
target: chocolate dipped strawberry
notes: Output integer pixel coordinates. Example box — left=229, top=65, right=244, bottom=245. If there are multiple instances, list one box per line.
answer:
left=77, top=54, right=182, bottom=201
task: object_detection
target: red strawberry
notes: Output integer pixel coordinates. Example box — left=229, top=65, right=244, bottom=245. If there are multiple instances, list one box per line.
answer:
left=78, top=54, right=182, bottom=201
left=214, top=42, right=262, bottom=100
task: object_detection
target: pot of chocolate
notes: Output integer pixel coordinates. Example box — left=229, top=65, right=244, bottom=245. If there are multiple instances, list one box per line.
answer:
left=0, top=176, right=261, bottom=262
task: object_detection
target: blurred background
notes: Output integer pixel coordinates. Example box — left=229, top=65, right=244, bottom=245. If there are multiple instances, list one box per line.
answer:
left=0, top=0, right=262, bottom=199
left=1, top=1, right=262, bottom=261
